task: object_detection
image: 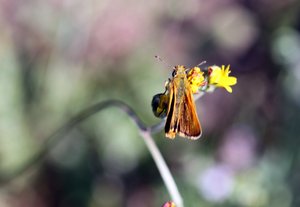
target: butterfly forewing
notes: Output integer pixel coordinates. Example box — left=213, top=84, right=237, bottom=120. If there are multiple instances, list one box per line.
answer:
left=165, top=80, right=177, bottom=139
left=177, top=87, right=202, bottom=139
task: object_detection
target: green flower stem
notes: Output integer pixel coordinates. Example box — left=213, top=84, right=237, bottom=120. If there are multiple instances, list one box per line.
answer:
left=141, top=130, right=183, bottom=207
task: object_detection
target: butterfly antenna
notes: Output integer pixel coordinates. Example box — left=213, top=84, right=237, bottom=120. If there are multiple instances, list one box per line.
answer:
left=154, top=55, right=173, bottom=69
left=197, top=60, right=207, bottom=67
left=154, top=55, right=163, bottom=62
left=185, top=60, right=207, bottom=73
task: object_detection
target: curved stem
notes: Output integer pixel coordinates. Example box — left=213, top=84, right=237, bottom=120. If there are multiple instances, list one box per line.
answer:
left=0, top=100, right=184, bottom=206
left=0, top=100, right=146, bottom=184
left=141, top=130, right=183, bottom=207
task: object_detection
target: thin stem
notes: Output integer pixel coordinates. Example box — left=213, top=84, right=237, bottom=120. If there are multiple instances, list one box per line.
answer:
left=141, top=130, right=183, bottom=207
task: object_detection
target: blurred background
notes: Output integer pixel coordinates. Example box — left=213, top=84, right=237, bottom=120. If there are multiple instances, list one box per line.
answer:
left=1, top=0, right=300, bottom=206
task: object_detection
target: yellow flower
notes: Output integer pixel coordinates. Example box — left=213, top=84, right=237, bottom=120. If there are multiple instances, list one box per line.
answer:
left=187, top=67, right=206, bottom=93
left=208, top=65, right=237, bottom=93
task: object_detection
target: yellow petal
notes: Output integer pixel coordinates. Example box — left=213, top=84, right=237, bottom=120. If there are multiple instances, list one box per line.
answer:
left=227, top=77, right=237, bottom=85
left=224, top=86, right=233, bottom=93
